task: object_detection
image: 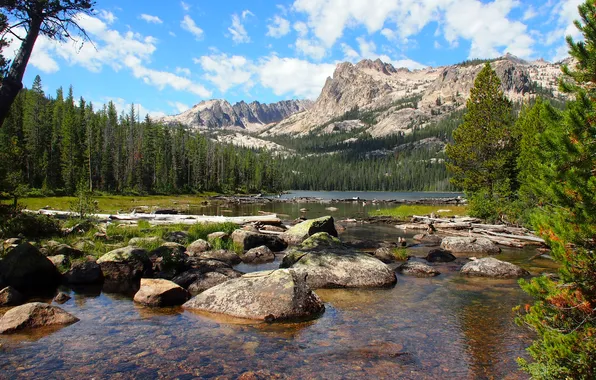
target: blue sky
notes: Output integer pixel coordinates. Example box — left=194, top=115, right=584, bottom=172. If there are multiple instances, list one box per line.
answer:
left=6, top=0, right=584, bottom=117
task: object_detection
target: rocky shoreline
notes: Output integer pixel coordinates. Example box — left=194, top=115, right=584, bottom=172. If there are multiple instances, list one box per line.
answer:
left=0, top=214, right=546, bottom=336
left=210, top=194, right=466, bottom=205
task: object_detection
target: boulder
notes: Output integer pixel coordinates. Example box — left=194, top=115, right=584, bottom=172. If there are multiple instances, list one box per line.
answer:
left=460, top=258, right=530, bottom=278
left=281, top=233, right=397, bottom=289
left=183, top=269, right=324, bottom=322
left=72, top=240, right=96, bottom=252
left=260, top=225, right=285, bottom=233
left=281, top=216, right=338, bottom=245
left=128, top=236, right=163, bottom=246
left=192, top=249, right=241, bottom=266
left=64, top=261, right=103, bottom=284
left=207, top=232, right=229, bottom=244
left=96, top=246, right=152, bottom=282
left=425, top=248, right=457, bottom=263
left=173, top=267, right=242, bottom=294
left=164, top=231, right=189, bottom=244
left=241, top=246, right=275, bottom=264
left=0, top=243, right=60, bottom=293
left=133, top=278, right=190, bottom=307
left=0, top=302, right=79, bottom=334
left=397, top=261, right=440, bottom=277
left=441, top=237, right=501, bottom=255
left=53, top=292, right=71, bottom=304
left=0, top=286, right=24, bottom=306
left=231, top=230, right=287, bottom=252
left=374, top=247, right=405, bottom=263
left=413, top=234, right=443, bottom=246
left=53, top=244, right=84, bottom=259
left=186, top=239, right=212, bottom=256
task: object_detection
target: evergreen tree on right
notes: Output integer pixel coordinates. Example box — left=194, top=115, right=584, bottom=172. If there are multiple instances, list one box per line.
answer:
left=516, top=1, right=596, bottom=377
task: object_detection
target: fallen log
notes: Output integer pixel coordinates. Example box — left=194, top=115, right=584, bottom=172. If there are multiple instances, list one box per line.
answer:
left=433, top=222, right=472, bottom=229
left=27, top=209, right=281, bottom=226
left=396, top=224, right=430, bottom=230
left=473, top=229, right=545, bottom=244
left=412, top=215, right=482, bottom=224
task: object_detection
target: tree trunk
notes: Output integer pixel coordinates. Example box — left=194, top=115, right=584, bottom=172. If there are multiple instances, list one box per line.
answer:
left=0, top=16, right=43, bottom=126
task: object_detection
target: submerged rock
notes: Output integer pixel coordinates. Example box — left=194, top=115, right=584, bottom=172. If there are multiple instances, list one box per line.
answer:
left=133, top=278, right=190, bottom=307
left=241, top=245, right=275, bottom=264
left=397, top=261, right=440, bottom=277
left=0, top=243, right=60, bottom=293
left=425, top=248, right=456, bottom=263
left=183, top=269, right=324, bottom=322
left=440, top=237, right=500, bottom=255
left=281, top=233, right=397, bottom=289
left=231, top=230, right=287, bottom=252
left=53, top=292, right=71, bottom=304
left=0, top=302, right=79, bottom=334
left=281, top=216, right=338, bottom=245
left=97, top=246, right=152, bottom=282
left=0, top=286, right=24, bottom=306
left=460, top=257, right=530, bottom=278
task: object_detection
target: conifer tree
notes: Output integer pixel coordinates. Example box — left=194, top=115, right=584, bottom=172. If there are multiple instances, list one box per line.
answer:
left=445, top=63, right=515, bottom=219
left=516, top=1, right=596, bottom=377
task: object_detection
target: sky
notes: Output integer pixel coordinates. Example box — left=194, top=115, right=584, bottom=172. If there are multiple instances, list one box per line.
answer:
left=4, top=0, right=585, bottom=118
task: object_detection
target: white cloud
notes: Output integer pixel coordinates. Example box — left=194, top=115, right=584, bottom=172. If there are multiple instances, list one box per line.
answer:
left=176, top=67, right=191, bottom=76
left=195, top=53, right=255, bottom=93
left=267, top=15, right=291, bottom=38
left=228, top=11, right=253, bottom=44
left=181, top=1, right=190, bottom=11
left=181, top=15, right=204, bottom=40
left=293, top=21, right=308, bottom=37
left=295, top=38, right=326, bottom=60
left=140, top=14, right=163, bottom=24
left=523, top=6, right=537, bottom=21
left=545, top=0, right=583, bottom=61
left=258, top=56, right=335, bottom=99
left=340, top=35, right=426, bottom=70
left=98, top=10, right=116, bottom=24
left=168, top=101, right=191, bottom=113
left=292, top=0, right=536, bottom=60
left=103, top=97, right=166, bottom=119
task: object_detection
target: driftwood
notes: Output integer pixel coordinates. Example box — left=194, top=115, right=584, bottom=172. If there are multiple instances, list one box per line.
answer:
left=473, top=229, right=545, bottom=244
left=27, top=209, right=281, bottom=226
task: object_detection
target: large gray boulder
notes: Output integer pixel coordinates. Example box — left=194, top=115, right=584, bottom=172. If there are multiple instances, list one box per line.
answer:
left=172, top=259, right=243, bottom=295
left=0, top=243, right=60, bottom=293
left=440, top=237, right=500, bottom=255
left=460, top=258, right=530, bottom=278
left=64, top=260, right=103, bottom=284
left=133, top=278, right=190, bottom=307
left=281, top=216, right=338, bottom=245
left=281, top=233, right=397, bottom=289
left=186, top=239, right=212, bottom=256
left=425, top=248, right=456, bottom=263
left=97, top=246, right=152, bottom=282
left=0, top=302, right=79, bottom=334
left=231, top=230, right=287, bottom=252
left=183, top=269, right=324, bottom=322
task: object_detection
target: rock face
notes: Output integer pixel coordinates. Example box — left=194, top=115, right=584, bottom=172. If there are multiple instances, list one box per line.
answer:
left=0, top=286, right=24, bottom=306
left=460, top=258, right=530, bottom=278
left=440, top=237, right=501, bottom=255
left=0, top=243, right=60, bottom=293
left=64, top=261, right=103, bottom=284
left=192, top=249, right=241, bottom=266
left=183, top=269, right=324, bottom=322
left=231, top=230, right=287, bottom=252
left=281, top=233, right=397, bottom=289
left=158, top=99, right=313, bottom=132
left=241, top=246, right=275, bottom=264
left=96, top=246, right=152, bottom=282
left=397, top=261, right=440, bottom=277
left=186, top=239, right=213, bottom=256
left=425, top=248, right=456, bottom=263
left=0, top=302, right=79, bottom=334
left=282, top=216, right=338, bottom=245
left=133, top=279, right=190, bottom=307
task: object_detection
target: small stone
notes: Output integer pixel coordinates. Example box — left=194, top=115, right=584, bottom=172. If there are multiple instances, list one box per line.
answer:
left=133, top=278, right=190, bottom=307
left=186, top=239, right=212, bottom=256
left=53, top=292, right=71, bottom=304
left=425, top=248, right=456, bottom=263
left=0, top=302, right=79, bottom=334
left=241, top=245, right=275, bottom=264
left=397, top=261, right=440, bottom=277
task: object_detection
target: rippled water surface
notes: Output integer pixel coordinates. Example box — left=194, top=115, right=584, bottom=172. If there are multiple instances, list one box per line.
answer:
left=0, top=198, right=553, bottom=379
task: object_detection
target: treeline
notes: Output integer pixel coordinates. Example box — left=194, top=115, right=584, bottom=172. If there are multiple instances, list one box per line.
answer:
left=0, top=76, right=281, bottom=197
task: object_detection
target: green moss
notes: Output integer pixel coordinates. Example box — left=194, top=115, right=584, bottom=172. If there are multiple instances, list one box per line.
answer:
left=300, top=232, right=341, bottom=250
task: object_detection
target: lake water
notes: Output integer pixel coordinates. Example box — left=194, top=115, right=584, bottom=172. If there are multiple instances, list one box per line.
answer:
left=0, top=194, right=552, bottom=379
left=270, top=191, right=464, bottom=201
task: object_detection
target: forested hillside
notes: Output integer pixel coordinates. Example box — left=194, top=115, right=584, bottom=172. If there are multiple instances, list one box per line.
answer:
left=0, top=76, right=281, bottom=197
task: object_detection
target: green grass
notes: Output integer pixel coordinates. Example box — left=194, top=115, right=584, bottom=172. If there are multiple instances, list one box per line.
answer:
left=369, top=204, right=468, bottom=220
left=6, top=194, right=217, bottom=213
left=392, top=247, right=409, bottom=261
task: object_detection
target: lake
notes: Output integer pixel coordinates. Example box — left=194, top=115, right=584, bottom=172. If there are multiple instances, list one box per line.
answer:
left=0, top=193, right=550, bottom=379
